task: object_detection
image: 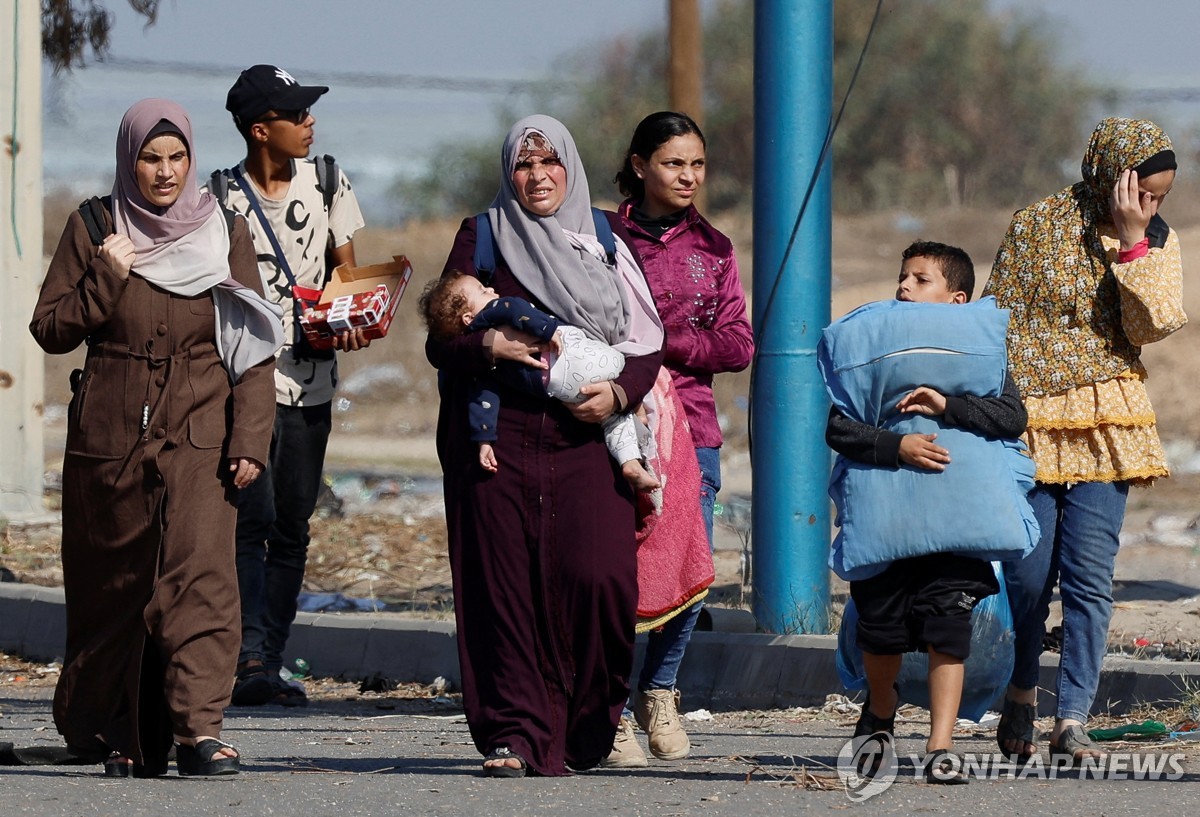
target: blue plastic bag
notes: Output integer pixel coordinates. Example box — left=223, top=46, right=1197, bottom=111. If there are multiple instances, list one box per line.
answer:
left=835, top=561, right=1015, bottom=722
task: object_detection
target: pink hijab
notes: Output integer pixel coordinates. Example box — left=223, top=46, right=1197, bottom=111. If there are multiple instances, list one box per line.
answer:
left=111, top=98, right=217, bottom=248
left=108, top=98, right=285, bottom=383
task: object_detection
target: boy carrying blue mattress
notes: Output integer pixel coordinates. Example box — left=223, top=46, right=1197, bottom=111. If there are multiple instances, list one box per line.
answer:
left=820, top=241, right=1036, bottom=785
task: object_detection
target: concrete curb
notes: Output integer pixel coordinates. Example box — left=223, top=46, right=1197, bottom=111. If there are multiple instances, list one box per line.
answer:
left=3, top=583, right=1197, bottom=717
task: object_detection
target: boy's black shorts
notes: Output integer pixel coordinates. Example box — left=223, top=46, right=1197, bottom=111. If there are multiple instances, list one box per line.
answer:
left=849, top=553, right=999, bottom=659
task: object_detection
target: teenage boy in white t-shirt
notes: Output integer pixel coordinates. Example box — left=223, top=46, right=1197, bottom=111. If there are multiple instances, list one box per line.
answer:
left=210, top=64, right=366, bottom=707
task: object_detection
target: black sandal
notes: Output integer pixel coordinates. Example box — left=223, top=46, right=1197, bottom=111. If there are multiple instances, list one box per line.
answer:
left=1049, top=724, right=1105, bottom=766
left=996, top=697, right=1039, bottom=762
left=230, top=664, right=273, bottom=707
left=851, top=685, right=898, bottom=781
left=268, top=674, right=308, bottom=708
left=482, top=746, right=527, bottom=778
left=923, top=748, right=969, bottom=785
left=853, top=684, right=898, bottom=739
left=103, top=751, right=167, bottom=778
left=103, top=752, right=134, bottom=778
left=175, top=739, right=240, bottom=777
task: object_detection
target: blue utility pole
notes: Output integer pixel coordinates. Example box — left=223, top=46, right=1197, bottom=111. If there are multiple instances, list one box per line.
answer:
left=750, top=0, right=832, bottom=633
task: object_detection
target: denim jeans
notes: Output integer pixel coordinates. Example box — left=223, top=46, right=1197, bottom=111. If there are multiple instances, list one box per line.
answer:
left=236, top=402, right=332, bottom=670
left=638, top=446, right=721, bottom=691
left=1003, top=480, right=1128, bottom=723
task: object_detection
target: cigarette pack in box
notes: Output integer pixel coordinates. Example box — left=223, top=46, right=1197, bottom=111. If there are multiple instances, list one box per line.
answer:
left=299, top=256, right=413, bottom=349
left=325, top=285, right=390, bottom=332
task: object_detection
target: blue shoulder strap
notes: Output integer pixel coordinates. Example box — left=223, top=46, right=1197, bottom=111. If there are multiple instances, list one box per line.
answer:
left=473, top=208, right=615, bottom=281
left=591, top=208, right=616, bottom=264
left=231, top=166, right=297, bottom=291
left=473, top=213, right=495, bottom=284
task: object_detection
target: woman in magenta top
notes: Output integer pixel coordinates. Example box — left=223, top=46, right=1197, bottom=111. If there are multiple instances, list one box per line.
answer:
left=607, top=111, right=754, bottom=765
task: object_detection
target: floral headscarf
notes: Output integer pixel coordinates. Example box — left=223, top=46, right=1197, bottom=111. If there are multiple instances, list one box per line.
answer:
left=1078, top=117, right=1173, bottom=226
left=984, top=118, right=1173, bottom=396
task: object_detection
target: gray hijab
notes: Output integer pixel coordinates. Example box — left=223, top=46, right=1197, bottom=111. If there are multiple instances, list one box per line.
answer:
left=488, top=115, right=630, bottom=345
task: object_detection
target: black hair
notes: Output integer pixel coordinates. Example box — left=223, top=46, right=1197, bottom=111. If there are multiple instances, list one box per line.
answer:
left=901, top=240, right=975, bottom=301
left=234, top=116, right=255, bottom=143
left=144, top=119, right=188, bottom=153
left=232, top=110, right=275, bottom=143
left=613, top=111, right=706, bottom=200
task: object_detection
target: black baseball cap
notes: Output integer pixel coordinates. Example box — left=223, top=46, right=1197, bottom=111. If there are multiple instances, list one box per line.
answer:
left=226, top=64, right=329, bottom=127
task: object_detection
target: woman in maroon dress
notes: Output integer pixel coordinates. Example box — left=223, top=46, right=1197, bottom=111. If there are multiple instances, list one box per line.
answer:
left=426, top=115, right=664, bottom=777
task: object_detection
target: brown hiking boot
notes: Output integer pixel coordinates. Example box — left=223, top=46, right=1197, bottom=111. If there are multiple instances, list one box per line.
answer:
left=601, top=716, right=648, bottom=768
left=634, top=688, right=690, bottom=760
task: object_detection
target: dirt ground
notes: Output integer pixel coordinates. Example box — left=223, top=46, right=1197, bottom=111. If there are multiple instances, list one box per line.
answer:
left=4, top=448, right=1198, bottom=658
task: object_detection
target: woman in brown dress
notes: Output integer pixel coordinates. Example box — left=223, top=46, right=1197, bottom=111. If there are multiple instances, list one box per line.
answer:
left=426, top=115, right=664, bottom=777
left=30, top=99, right=280, bottom=777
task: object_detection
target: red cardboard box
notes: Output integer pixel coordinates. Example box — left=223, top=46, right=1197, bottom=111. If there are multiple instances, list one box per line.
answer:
left=300, top=255, right=413, bottom=350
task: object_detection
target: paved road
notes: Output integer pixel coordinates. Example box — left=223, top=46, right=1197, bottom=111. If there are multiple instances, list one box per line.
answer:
left=3, top=684, right=1200, bottom=816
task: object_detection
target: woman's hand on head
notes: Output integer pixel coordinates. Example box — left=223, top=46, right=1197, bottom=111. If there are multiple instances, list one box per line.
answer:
left=567, top=382, right=616, bottom=424
left=1111, top=169, right=1154, bottom=250
left=98, top=234, right=136, bottom=280
left=229, top=457, right=264, bottom=489
left=490, top=325, right=548, bottom=369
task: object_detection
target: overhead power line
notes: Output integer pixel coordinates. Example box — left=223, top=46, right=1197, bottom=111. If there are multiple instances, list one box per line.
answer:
left=99, top=56, right=568, bottom=95
left=1107, top=86, right=1200, bottom=103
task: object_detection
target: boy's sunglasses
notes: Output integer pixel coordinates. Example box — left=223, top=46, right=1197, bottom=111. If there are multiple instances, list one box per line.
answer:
left=258, top=107, right=310, bottom=125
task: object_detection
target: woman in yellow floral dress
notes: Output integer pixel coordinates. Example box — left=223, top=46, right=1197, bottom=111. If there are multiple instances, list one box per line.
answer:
left=984, top=118, right=1187, bottom=763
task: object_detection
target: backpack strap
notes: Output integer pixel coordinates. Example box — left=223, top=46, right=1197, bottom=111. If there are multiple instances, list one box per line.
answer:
left=590, top=207, right=616, bottom=264
left=314, top=156, right=340, bottom=287
left=314, top=154, right=338, bottom=213
left=473, top=213, right=496, bottom=285
left=206, top=169, right=242, bottom=236
left=208, top=168, right=229, bottom=205
left=78, top=196, right=112, bottom=246
left=473, top=208, right=616, bottom=283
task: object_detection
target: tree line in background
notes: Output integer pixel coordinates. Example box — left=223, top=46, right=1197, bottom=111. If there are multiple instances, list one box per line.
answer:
left=394, top=0, right=1097, bottom=219
left=44, top=0, right=1098, bottom=218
